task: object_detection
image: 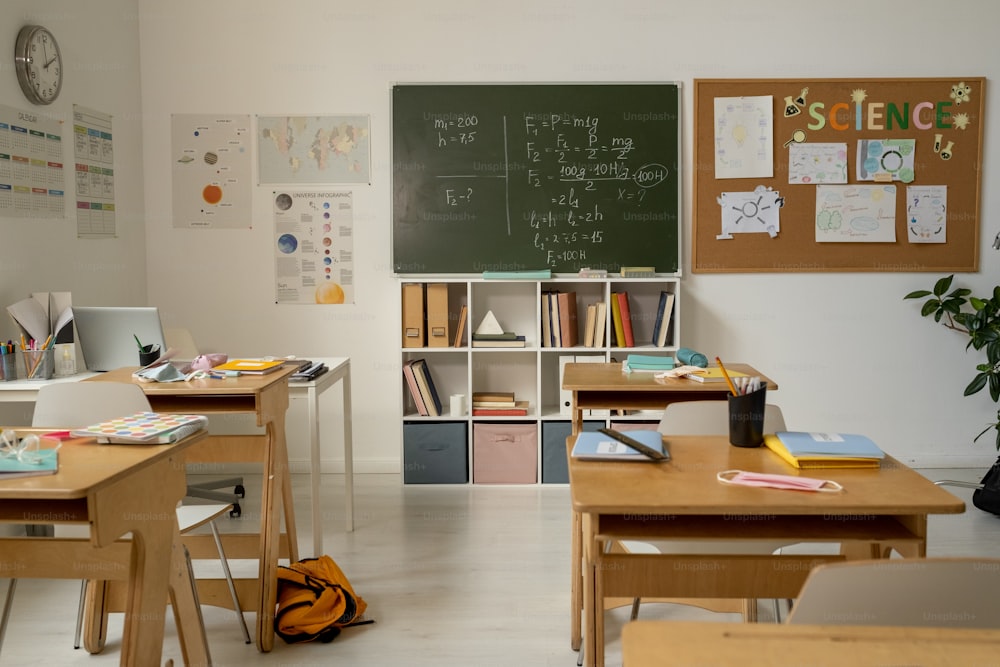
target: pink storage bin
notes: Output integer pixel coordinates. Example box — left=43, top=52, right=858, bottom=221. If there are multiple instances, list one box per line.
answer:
left=473, top=422, right=537, bottom=484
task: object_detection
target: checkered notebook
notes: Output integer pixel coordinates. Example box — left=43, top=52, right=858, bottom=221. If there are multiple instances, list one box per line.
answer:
left=71, top=412, right=208, bottom=444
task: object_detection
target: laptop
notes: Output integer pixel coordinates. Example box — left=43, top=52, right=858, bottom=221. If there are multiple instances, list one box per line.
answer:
left=73, top=306, right=167, bottom=372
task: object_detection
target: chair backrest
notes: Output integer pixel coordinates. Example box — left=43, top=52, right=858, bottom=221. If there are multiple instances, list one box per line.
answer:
left=657, top=400, right=786, bottom=435
left=786, top=558, right=1000, bottom=628
left=32, top=382, right=152, bottom=428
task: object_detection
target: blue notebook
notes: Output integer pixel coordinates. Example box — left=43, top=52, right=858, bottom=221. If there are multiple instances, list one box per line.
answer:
left=571, top=429, right=667, bottom=462
left=0, top=447, right=59, bottom=478
left=774, top=431, right=885, bottom=459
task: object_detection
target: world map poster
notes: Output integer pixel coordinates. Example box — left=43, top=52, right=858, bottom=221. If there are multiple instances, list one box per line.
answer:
left=258, top=115, right=370, bottom=185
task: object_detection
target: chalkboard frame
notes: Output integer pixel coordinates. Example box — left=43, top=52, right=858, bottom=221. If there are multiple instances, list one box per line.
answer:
left=391, top=82, right=683, bottom=276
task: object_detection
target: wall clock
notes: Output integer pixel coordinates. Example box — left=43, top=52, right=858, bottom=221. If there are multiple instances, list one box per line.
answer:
left=14, top=25, right=63, bottom=105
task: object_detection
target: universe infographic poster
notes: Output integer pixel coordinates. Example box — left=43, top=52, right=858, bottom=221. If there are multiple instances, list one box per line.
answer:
left=273, top=190, right=354, bottom=304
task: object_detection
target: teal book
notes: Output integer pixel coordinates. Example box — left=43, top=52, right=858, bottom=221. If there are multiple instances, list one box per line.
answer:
left=0, top=448, right=59, bottom=478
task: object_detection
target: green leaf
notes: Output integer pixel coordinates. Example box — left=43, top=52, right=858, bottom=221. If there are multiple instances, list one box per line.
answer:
left=964, top=373, right=989, bottom=395
left=904, top=290, right=932, bottom=299
left=932, top=274, right=954, bottom=296
left=921, top=300, right=940, bottom=317
left=971, top=297, right=987, bottom=311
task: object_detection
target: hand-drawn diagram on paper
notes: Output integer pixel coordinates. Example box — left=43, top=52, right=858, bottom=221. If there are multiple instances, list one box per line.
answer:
left=716, top=185, right=784, bottom=239
left=815, top=184, right=897, bottom=242
left=856, top=138, right=916, bottom=183
left=713, top=96, right=773, bottom=179
left=906, top=185, right=947, bottom=244
left=789, top=142, right=847, bottom=184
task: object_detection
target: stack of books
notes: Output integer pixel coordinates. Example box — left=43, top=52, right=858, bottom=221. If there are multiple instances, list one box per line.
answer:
left=541, top=291, right=579, bottom=348
left=610, top=292, right=635, bottom=348
left=621, top=354, right=675, bottom=373
left=402, top=358, right=443, bottom=416
left=763, top=431, right=886, bottom=469
left=582, top=302, right=607, bottom=347
left=471, top=391, right=529, bottom=416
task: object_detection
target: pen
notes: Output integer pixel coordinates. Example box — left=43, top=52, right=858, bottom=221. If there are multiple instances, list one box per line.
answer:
left=715, top=356, right=740, bottom=397
left=133, top=334, right=143, bottom=350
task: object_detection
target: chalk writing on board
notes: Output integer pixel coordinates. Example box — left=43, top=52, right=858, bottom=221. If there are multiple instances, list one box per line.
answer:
left=393, top=84, right=681, bottom=274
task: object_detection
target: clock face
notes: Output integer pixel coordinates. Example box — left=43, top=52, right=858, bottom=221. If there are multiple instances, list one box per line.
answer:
left=15, top=25, right=62, bottom=105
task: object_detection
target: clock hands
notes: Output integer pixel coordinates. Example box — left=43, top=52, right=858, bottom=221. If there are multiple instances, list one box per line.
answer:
left=44, top=55, right=58, bottom=70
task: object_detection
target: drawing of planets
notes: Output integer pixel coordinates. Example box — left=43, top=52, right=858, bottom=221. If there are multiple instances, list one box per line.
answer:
left=202, top=184, right=223, bottom=205
left=277, top=234, right=298, bottom=254
left=204, top=151, right=218, bottom=165
left=323, top=257, right=332, bottom=265
left=322, top=237, right=332, bottom=247
left=275, top=193, right=293, bottom=211
left=315, top=282, right=345, bottom=304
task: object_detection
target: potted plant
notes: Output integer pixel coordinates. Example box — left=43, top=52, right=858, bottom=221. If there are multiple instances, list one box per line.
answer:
left=904, top=275, right=1000, bottom=449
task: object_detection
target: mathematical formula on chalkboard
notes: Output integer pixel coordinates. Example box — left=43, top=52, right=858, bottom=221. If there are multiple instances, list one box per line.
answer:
left=392, top=84, right=681, bottom=275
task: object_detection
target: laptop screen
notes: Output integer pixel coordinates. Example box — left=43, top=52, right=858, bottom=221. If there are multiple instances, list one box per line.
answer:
left=73, top=306, right=166, bottom=372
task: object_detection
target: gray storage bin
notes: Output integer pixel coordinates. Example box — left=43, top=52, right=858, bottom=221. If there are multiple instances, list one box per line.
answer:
left=403, top=422, right=468, bottom=483
left=541, top=420, right=603, bottom=483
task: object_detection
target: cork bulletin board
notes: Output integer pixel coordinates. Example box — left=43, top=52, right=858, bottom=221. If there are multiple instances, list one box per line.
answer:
left=692, top=77, right=985, bottom=273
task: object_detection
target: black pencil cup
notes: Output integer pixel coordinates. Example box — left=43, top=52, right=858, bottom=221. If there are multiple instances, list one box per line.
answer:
left=727, top=385, right=767, bottom=447
left=139, top=344, right=161, bottom=367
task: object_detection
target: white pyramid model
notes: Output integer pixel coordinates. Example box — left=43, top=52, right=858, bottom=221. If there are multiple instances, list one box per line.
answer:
left=474, top=310, right=504, bottom=335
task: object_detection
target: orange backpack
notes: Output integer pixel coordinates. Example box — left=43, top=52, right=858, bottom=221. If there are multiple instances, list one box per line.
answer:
left=274, top=555, right=372, bottom=643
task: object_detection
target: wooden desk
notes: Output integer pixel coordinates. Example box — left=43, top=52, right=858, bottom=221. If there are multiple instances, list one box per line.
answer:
left=0, top=431, right=211, bottom=666
left=568, top=436, right=966, bottom=667
left=85, top=366, right=297, bottom=653
left=623, top=620, right=1000, bottom=666
left=561, top=361, right=774, bottom=651
left=562, top=361, right=776, bottom=435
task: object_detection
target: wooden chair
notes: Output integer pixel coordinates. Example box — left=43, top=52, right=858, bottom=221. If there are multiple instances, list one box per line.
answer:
left=787, top=557, right=1000, bottom=627
left=0, top=382, right=249, bottom=655
left=625, top=401, right=793, bottom=622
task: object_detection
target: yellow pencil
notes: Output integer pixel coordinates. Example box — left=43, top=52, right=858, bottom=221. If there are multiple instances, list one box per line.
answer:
left=715, top=356, right=740, bottom=397
left=41, top=334, right=52, bottom=350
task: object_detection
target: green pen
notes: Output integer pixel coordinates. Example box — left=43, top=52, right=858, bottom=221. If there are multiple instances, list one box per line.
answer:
left=134, top=334, right=143, bottom=349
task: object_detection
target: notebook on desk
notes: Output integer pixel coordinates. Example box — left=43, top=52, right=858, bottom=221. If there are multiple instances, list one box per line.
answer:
left=71, top=411, right=208, bottom=445
left=73, top=306, right=166, bottom=372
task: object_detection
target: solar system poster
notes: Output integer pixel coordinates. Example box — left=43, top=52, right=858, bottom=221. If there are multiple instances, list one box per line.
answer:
left=273, top=190, right=355, bottom=304
left=171, top=114, right=252, bottom=228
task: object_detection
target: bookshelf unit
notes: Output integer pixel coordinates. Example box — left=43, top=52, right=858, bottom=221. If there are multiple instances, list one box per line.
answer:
left=399, top=276, right=680, bottom=485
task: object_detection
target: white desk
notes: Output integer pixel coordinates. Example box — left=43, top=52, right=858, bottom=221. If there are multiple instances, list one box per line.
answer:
left=289, top=356, right=355, bottom=551
left=0, top=355, right=354, bottom=555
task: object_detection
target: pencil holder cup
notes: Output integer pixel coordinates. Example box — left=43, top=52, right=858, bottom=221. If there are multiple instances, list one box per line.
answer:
left=727, top=385, right=767, bottom=447
left=23, top=348, right=54, bottom=380
left=0, top=354, right=16, bottom=381
left=138, top=344, right=161, bottom=367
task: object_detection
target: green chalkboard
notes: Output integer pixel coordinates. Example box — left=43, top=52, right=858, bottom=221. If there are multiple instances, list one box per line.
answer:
left=392, top=83, right=681, bottom=274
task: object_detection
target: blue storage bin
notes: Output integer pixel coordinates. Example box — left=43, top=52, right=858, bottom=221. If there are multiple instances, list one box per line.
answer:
left=403, top=422, right=468, bottom=483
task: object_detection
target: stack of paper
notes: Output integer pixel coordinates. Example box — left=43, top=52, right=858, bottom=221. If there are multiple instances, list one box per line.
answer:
left=764, top=431, right=885, bottom=469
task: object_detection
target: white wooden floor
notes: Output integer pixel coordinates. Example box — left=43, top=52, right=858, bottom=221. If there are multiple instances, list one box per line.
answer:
left=1, top=468, right=998, bottom=667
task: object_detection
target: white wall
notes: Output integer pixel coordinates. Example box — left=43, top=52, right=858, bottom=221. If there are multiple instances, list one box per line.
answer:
left=3, top=1, right=997, bottom=469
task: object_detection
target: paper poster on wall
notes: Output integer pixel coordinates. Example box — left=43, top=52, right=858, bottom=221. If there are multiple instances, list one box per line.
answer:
left=788, top=142, right=847, bottom=184
left=716, top=185, right=783, bottom=239
left=907, top=185, right=947, bottom=243
left=713, top=96, right=774, bottom=179
left=857, top=139, right=916, bottom=183
left=72, top=105, right=116, bottom=238
left=171, top=114, right=252, bottom=229
left=0, top=104, right=65, bottom=219
left=258, top=115, right=371, bottom=185
left=273, top=190, right=355, bottom=305
left=815, top=184, right=897, bottom=242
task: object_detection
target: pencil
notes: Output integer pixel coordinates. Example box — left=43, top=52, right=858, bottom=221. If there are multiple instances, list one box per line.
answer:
left=715, top=356, right=740, bottom=397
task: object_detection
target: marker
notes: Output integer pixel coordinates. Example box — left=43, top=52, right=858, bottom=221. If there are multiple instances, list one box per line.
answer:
left=133, top=334, right=143, bottom=349
left=715, top=356, right=740, bottom=397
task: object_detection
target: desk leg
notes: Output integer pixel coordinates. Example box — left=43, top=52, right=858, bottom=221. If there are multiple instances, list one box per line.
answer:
left=257, top=417, right=297, bottom=652
left=582, top=513, right=599, bottom=667
left=307, top=384, right=322, bottom=556
left=169, top=542, right=211, bottom=667
left=571, top=507, right=582, bottom=651
left=342, top=367, right=354, bottom=533
left=81, top=580, right=109, bottom=654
